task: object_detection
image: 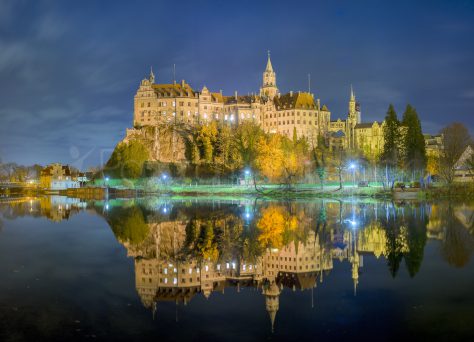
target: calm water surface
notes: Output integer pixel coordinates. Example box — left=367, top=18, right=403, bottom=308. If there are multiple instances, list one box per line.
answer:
left=0, top=196, right=473, bottom=341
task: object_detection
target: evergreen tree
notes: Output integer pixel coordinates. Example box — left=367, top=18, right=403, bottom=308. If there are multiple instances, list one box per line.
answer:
left=381, top=105, right=400, bottom=188
left=401, top=105, right=427, bottom=173
left=381, top=104, right=400, bottom=165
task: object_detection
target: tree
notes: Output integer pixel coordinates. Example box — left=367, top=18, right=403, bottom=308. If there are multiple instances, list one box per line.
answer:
left=311, top=135, right=327, bottom=189
left=332, top=150, right=347, bottom=189
left=235, top=121, right=265, bottom=169
left=215, top=125, right=241, bottom=174
left=438, top=123, right=471, bottom=184
left=401, top=105, right=427, bottom=175
left=197, top=122, right=218, bottom=163
left=255, top=134, right=284, bottom=183
left=106, top=140, right=149, bottom=179
left=381, top=105, right=401, bottom=188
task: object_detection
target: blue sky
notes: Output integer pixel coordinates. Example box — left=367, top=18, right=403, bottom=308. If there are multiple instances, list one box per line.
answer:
left=0, top=0, right=473, bottom=168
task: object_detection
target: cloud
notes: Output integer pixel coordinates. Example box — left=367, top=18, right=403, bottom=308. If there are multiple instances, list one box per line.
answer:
left=460, top=89, right=474, bottom=99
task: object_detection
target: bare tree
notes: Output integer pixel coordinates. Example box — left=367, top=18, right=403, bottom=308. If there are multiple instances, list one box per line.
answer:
left=438, top=123, right=471, bottom=184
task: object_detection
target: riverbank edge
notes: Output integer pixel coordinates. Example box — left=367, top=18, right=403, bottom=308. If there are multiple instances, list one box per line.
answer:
left=2, top=184, right=473, bottom=200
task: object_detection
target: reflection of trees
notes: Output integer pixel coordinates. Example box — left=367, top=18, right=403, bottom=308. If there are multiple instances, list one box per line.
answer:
left=379, top=204, right=429, bottom=278
left=441, top=205, right=474, bottom=267
left=107, top=206, right=150, bottom=246
left=404, top=205, right=428, bottom=277
left=257, top=206, right=286, bottom=249
left=380, top=207, right=405, bottom=278
left=256, top=204, right=313, bottom=251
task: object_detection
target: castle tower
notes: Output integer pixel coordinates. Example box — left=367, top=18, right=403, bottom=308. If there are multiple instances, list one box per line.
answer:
left=263, top=281, right=281, bottom=333
left=347, top=85, right=360, bottom=125
left=149, top=66, right=155, bottom=84
left=346, top=85, right=361, bottom=149
left=260, top=51, right=279, bottom=99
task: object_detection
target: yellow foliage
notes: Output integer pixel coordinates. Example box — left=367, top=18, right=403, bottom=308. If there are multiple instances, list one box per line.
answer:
left=255, top=135, right=285, bottom=182
left=257, top=206, right=301, bottom=249
left=257, top=206, right=286, bottom=249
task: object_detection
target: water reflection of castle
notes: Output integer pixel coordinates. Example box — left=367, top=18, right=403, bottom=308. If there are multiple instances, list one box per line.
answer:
left=112, top=201, right=421, bottom=332
left=1, top=197, right=473, bottom=332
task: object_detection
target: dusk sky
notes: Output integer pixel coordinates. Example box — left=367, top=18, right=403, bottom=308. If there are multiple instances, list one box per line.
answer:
left=0, top=0, right=473, bottom=169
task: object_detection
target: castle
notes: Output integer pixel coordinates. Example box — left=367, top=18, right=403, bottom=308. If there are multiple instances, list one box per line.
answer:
left=129, top=53, right=385, bottom=159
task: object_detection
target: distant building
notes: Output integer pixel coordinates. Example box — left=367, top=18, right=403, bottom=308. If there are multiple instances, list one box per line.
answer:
left=454, top=145, right=474, bottom=182
left=424, top=134, right=443, bottom=157
left=40, top=163, right=80, bottom=190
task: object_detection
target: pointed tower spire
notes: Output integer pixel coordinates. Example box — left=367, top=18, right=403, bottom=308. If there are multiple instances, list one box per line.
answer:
left=266, top=50, right=273, bottom=72
left=350, top=84, right=355, bottom=101
left=261, top=51, right=278, bottom=98
left=149, top=66, right=155, bottom=83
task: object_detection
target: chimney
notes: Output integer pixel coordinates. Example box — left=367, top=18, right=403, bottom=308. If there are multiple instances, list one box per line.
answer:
left=181, top=79, right=185, bottom=87
left=220, top=89, right=223, bottom=95
left=290, top=91, right=293, bottom=97
left=234, top=90, right=238, bottom=100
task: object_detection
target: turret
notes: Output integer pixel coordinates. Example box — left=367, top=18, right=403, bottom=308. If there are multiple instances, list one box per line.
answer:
left=149, top=66, right=155, bottom=84
left=260, top=51, right=279, bottom=99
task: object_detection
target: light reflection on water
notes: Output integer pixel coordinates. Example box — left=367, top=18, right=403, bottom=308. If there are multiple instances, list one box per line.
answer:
left=0, top=196, right=473, bottom=341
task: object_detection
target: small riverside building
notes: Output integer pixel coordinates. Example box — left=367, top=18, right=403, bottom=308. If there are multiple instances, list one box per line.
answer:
left=40, top=164, right=80, bottom=190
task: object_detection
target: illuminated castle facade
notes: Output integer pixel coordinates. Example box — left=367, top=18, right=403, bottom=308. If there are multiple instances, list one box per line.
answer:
left=132, top=53, right=385, bottom=156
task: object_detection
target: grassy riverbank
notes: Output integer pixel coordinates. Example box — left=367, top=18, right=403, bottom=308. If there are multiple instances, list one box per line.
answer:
left=3, top=181, right=472, bottom=200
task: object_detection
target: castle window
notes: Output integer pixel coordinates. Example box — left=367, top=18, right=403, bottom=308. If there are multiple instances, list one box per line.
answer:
left=141, top=103, right=144, bottom=108
left=172, top=101, right=176, bottom=107
left=179, top=101, right=184, bottom=106
left=147, top=102, right=150, bottom=107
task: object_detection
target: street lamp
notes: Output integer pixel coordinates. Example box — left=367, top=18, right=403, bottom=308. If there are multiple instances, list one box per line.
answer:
left=244, top=168, right=251, bottom=187
left=349, top=163, right=356, bottom=187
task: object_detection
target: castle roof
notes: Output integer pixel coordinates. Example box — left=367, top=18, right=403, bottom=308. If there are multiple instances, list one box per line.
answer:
left=277, top=271, right=318, bottom=290
left=152, top=82, right=196, bottom=97
left=274, top=92, right=316, bottom=110
left=211, top=92, right=224, bottom=103
left=354, top=121, right=381, bottom=129
left=354, top=122, right=374, bottom=129
left=224, top=95, right=259, bottom=105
